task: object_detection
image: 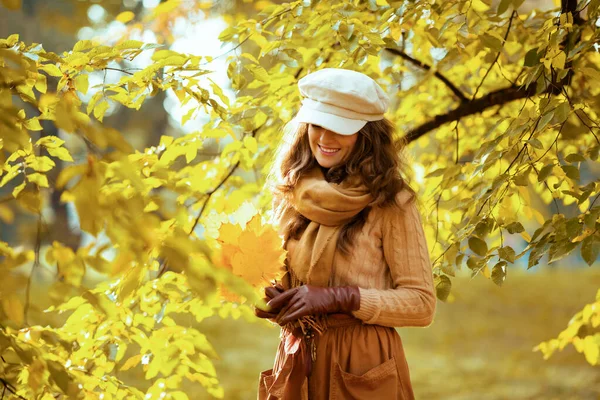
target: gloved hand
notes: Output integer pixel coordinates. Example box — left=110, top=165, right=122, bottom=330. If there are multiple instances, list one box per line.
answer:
left=267, top=285, right=361, bottom=325
left=254, top=282, right=286, bottom=319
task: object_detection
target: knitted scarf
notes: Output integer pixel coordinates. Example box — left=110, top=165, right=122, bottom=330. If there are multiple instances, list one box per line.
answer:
left=280, top=166, right=373, bottom=288
left=266, top=167, right=374, bottom=398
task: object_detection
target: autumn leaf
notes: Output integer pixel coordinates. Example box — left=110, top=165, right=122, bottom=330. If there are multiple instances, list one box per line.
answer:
left=216, top=212, right=286, bottom=298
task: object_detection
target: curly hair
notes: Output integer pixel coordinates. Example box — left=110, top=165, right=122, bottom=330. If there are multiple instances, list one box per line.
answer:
left=273, top=119, right=416, bottom=254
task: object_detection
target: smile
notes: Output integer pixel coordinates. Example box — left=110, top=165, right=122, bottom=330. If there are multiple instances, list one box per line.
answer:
left=318, top=145, right=340, bottom=155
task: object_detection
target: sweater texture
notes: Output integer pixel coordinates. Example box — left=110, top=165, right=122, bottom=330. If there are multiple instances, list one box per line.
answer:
left=284, top=188, right=436, bottom=328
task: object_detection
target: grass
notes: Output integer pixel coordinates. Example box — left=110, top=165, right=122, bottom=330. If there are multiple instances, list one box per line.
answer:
left=200, top=267, right=600, bottom=399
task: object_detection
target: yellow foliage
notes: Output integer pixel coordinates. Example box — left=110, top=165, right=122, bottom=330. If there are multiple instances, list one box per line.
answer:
left=213, top=207, right=286, bottom=301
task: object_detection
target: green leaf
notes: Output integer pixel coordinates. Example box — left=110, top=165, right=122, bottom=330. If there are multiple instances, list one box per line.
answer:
left=561, top=164, right=580, bottom=181
left=513, top=170, right=529, bottom=186
left=434, top=274, right=452, bottom=302
left=555, top=102, right=570, bottom=123
left=506, top=221, right=525, bottom=234
left=538, top=164, right=554, bottom=182
left=491, top=261, right=507, bottom=286
left=496, top=0, right=511, bottom=14
left=524, top=47, right=541, bottom=67
left=581, top=235, right=599, bottom=266
left=565, top=153, right=586, bottom=163
left=481, top=33, right=502, bottom=51
left=468, top=236, right=488, bottom=256
left=498, top=246, right=516, bottom=263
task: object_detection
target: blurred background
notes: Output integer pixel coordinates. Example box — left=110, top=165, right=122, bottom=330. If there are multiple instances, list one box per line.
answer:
left=1, top=0, right=599, bottom=399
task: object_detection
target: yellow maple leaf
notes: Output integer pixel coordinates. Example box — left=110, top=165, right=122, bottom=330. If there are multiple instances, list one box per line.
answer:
left=216, top=211, right=286, bottom=299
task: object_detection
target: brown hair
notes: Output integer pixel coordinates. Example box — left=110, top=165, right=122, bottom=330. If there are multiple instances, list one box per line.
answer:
left=273, top=119, right=417, bottom=254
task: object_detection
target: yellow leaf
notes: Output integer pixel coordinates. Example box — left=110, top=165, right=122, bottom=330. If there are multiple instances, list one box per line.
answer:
left=17, top=190, right=41, bottom=213
left=47, top=146, right=73, bottom=162
left=94, top=100, right=110, bottom=122
left=39, top=63, right=62, bottom=77
left=583, top=336, right=599, bottom=365
left=222, top=213, right=286, bottom=290
left=2, top=293, right=24, bottom=325
left=0, top=204, right=15, bottom=223
left=28, top=156, right=55, bottom=172
left=243, top=136, right=258, bottom=153
left=56, top=164, right=86, bottom=189
left=24, top=117, right=43, bottom=131
left=35, top=73, right=47, bottom=94
left=120, top=354, right=142, bottom=371
left=551, top=51, right=566, bottom=70
left=36, top=135, right=64, bottom=149
left=117, top=264, right=145, bottom=301
left=74, top=74, right=89, bottom=95
left=1, top=0, right=21, bottom=11
left=217, top=223, right=242, bottom=246
left=481, top=264, right=491, bottom=279
left=27, top=172, right=49, bottom=187
left=115, top=11, right=135, bottom=23
left=13, top=182, right=27, bottom=199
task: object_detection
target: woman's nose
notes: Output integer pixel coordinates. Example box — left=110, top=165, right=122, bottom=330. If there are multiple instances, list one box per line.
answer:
left=319, top=129, right=336, bottom=142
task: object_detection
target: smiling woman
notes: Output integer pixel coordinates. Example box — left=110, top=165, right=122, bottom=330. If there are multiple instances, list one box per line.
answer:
left=254, top=68, right=436, bottom=399
left=307, top=124, right=358, bottom=169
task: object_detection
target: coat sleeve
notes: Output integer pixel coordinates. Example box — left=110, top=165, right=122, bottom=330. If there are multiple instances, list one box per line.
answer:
left=351, top=192, right=437, bottom=328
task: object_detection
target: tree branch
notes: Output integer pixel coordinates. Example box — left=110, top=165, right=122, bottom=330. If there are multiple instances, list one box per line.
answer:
left=396, top=0, right=586, bottom=145
left=402, top=83, right=538, bottom=143
left=385, top=47, right=468, bottom=103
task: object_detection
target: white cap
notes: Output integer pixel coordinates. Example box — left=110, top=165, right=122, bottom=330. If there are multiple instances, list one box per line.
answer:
left=294, top=68, right=389, bottom=135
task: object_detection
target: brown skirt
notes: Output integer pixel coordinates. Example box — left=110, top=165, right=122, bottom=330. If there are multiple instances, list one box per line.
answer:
left=258, top=314, right=415, bottom=400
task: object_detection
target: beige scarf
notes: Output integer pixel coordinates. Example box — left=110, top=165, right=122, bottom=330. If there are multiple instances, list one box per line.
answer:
left=279, top=166, right=373, bottom=288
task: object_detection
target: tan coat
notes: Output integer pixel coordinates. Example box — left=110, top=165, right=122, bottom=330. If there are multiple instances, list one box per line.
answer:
left=259, top=189, right=436, bottom=399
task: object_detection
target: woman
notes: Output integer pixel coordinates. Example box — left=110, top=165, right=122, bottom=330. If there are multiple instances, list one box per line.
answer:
left=255, top=68, right=436, bottom=400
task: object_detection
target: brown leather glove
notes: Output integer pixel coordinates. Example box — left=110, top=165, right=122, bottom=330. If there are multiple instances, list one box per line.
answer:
left=254, top=283, right=286, bottom=319
left=267, top=285, right=361, bottom=325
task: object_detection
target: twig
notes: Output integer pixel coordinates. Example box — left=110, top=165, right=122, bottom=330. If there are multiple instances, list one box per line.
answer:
left=23, top=212, right=42, bottom=326
left=0, top=378, right=26, bottom=400
left=472, top=11, right=516, bottom=100
left=102, top=67, right=137, bottom=76
left=188, top=160, right=241, bottom=236
left=589, top=192, right=600, bottom=209
left=385, top=47, right=468, bottom=102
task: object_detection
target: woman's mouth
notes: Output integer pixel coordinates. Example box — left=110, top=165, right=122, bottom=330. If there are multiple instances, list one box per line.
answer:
left=318, top=145, right=340, bottom=155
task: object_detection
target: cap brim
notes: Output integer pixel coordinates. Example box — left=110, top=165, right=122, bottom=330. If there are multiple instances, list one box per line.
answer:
left=295, top=106, right=366, bottom=135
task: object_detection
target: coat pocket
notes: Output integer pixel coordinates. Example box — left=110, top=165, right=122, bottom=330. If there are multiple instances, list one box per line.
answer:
left=258, top=368, right=275, bottom=400
left=331, top=356, right=399, bottom=399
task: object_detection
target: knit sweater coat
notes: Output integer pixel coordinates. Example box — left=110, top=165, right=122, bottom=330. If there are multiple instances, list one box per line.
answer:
left=284, top=188, right=436, bottom=328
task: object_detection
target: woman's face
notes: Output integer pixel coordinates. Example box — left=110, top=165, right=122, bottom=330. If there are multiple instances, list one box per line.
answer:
left=307, top=124, right=358, bottom=169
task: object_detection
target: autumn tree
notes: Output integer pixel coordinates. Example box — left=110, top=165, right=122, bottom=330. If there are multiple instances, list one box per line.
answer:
left=1, top=0, right=599, bottom=398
